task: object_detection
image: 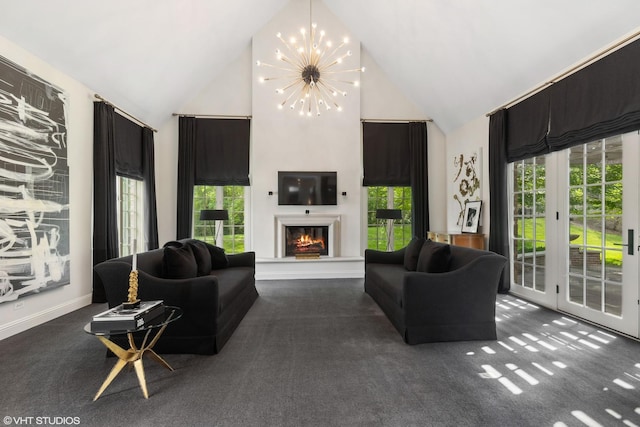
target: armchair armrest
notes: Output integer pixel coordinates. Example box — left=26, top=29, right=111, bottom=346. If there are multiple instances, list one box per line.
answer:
left=365, top=247, right=406, bottom=265
left=94, top=261, right=221, bottom=336
left=402, top=254, right=507, bottom=325
left=226, top=251, right=255, bottom=268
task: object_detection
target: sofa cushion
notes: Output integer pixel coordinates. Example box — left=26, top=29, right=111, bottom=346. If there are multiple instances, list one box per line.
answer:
left=404, top=236, right=426, bottom=271
left=205, top=242, right=229, bottom=269
left=163, top=244, right=198, bottom=279
left=183, top=239, right=213, bottom=276
left=416, top=241, right=451, bottom=273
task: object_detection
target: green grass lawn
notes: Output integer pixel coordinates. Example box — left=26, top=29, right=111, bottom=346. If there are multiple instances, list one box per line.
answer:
left=367, top=224, right=413, bottom=251
left=517, top=218, right=622, bottom=266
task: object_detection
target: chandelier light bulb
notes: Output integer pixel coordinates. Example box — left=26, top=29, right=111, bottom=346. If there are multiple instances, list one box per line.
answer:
left=259, top=77, right=265, bottom=83
left=256, top=60, right=261, bottom=66
left=343, top=37, right=349, bottom=43
left=276, top=32, right=281, bottom=38
left=361, top=66, right=366, bottom=72
left=347, top=50, right=352, bottom=56
left=300, top=28, right=306, bottom=35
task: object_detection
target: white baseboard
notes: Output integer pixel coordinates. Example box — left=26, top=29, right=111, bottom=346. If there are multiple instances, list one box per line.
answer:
left=0, top=294, right=93, bottom=341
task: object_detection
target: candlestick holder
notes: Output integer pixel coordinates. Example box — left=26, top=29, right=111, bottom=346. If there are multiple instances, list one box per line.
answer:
left=123, top=270, right=140, bottom=309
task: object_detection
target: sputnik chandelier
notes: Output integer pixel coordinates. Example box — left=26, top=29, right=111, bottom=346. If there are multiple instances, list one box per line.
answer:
left=256, top=0, right=364, bottom=117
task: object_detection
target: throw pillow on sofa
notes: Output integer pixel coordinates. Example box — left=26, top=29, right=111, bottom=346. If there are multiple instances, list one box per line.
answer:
left=184, top=239, right=213, bottom=276
left=416, top=240, right=451, bottom=273
left=162, top=243, right=198, bottom=279
left=404, top=236, right=426, bottom=271
left=204, top=242, right=229, bottom=269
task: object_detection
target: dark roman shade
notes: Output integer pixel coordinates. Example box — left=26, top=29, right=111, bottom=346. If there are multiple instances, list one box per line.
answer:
left=504, top=37, right=640, bottom=161
left=363, top=122, right=411, bottom=186
left=114, top=113, right=143, bottom=180
left=547, top=38, right=640, bottom=151
left=506, top=90, right=550, bottom=162
left=195, top=118, right=251, bottom=186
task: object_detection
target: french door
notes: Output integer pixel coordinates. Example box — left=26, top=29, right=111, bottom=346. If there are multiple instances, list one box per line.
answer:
left=510, top=131, right=640, bottom=338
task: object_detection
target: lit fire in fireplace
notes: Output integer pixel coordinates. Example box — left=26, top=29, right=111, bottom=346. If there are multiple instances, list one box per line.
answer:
left=294, top=234, right=325, bottom=251
left=285, top=225, right=329, bottom=257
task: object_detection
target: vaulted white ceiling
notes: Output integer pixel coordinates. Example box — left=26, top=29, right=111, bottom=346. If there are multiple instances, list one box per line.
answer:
left=0, top=0, right=638, bottom=133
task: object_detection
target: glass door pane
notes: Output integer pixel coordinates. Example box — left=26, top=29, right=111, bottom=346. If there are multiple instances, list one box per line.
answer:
left=559, top=133, right=638, bottom=337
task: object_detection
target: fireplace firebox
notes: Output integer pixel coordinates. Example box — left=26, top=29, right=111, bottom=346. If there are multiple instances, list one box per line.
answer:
left=285, top=226, right=329, bottom=257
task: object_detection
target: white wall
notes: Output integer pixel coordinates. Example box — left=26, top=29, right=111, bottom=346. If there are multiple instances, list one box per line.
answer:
left=167, top=0, right=443, bottom=266
left=0, top=35, right=94, bottom=340
left=445, top=115, right=490, bottom=235
left=251, top=0, right=361, bottom=260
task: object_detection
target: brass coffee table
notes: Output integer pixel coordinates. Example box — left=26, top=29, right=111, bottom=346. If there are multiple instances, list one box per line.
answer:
left=85, top=305, right=182, bottom=400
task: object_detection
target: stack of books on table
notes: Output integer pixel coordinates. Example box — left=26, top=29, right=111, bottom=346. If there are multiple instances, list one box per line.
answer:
left=91, top=300, right=165, bottom=332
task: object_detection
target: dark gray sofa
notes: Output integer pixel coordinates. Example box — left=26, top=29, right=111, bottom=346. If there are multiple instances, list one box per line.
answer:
left=93, top=239, right=258, bottom=355
left=365, top=239, right=506, bottom=345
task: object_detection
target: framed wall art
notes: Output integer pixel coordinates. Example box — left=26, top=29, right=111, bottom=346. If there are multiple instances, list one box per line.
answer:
left=461, top=200, right=482, bottom=233
left=0, top=54, right=70, bottom=305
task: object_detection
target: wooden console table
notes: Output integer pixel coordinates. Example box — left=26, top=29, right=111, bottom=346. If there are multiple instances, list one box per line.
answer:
left=427, top=231, right=486, bottom=250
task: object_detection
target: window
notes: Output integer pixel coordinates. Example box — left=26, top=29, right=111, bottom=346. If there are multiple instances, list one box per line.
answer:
left=116, top=176, right=144, bottom=256
left=367, top=186, right=412, bottom=250
left=193, top=185, right=245, bottom=253
left=511, top=157, right=546, bottom=292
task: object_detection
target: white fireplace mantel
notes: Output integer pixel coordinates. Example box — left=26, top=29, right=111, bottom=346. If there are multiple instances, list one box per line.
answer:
left=274, top=214, right=341, bottom=258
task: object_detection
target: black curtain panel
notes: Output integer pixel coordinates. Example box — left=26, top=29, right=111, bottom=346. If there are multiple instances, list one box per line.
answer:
left=488, top=109, right=511, bottom=293
left=194, top=118, right=251, bottom=186
left=177, top=116, right=196, bottom=239
left=409, top=121, right=429, bottom=237
left=92, top=102, right=118, bottom=302
left=547, top=38, right=640, bottom=151
left=362, top=122, right=411, bottom=186
left=506, top=89, right=550, bottom=162
left=142, top=127, right=159, bottom=250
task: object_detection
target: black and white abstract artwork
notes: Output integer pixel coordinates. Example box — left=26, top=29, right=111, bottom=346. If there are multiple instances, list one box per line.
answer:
left=0, top=55, right=70, bottom=304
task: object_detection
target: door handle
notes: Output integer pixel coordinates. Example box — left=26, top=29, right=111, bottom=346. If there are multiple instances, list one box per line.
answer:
left=614, top=229, right=634, bottom=255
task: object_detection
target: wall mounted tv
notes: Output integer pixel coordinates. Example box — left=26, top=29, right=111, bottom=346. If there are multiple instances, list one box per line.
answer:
left=278, top=171, right=337, bottom=206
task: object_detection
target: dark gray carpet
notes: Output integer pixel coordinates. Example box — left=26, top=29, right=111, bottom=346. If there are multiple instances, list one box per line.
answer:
left=1, top=279, right=640, bottom=427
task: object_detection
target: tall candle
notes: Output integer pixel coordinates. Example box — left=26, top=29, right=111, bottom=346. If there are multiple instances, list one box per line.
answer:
left=132, top=238, right=137, bottom=271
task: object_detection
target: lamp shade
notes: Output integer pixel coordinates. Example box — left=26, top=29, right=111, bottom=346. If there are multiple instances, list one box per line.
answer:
left=200, top=209, right=229, bottom=221
left=376, top=209, right=402, bottom=220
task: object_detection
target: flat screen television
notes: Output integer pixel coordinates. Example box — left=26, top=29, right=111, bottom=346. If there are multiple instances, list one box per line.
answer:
left=278, top=171, right=337, bottom=205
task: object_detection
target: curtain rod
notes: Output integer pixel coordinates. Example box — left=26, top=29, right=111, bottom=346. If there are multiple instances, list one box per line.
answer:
left=93, top=94, right=157, bottom=132
left=361, top=118, right=433, bottom=123
left=173, top=113, right=252, bottom=119
left=486, top=28, right=640, bottom=117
